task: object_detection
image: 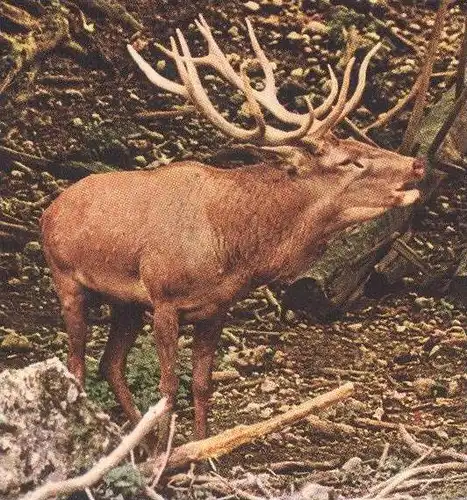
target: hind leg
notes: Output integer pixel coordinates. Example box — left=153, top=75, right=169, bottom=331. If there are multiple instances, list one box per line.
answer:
left=52, top=271, right=88, bottom=386
left=99, top=302, right=144, bottom=426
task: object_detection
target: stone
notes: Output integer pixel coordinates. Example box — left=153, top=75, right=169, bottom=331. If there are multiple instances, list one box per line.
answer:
left=260, top=379, right=278, bottom=393
left=244, top=1, right=260, bottom=12
left=134, top=155, right=147, bottom=167
left=413, top=377, right=437, bottom=398
left=23, top=241, right=41, bottom=256
left=0, top=358, right=120, bottom=498
left=291, top=68, right=304, bottom=78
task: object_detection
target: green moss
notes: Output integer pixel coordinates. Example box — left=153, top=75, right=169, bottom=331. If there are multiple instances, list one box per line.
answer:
left=327, top=6, right=367, bottom=44
left=85, top=334, right=192, bottom=415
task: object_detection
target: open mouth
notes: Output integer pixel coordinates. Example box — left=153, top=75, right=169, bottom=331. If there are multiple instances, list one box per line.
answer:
left=394, top=188, right=420, bottom=206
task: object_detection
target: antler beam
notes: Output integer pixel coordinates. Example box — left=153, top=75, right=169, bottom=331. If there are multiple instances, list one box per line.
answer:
left=127, top=16, right=381, bottom=145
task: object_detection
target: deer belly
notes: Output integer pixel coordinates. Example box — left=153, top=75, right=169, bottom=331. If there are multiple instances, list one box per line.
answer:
left=73, top=269, right=151, bottom=305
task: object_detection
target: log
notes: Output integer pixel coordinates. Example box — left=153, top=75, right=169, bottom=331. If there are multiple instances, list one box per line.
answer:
left=158, top=382, right=354, bottom=471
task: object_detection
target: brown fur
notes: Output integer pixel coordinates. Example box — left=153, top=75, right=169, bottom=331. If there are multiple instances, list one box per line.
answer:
left=40, top=135, right=424, bottom=441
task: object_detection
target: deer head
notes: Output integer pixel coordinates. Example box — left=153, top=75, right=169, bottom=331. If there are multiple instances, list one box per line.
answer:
left=127, top=15, right=424, bottom=226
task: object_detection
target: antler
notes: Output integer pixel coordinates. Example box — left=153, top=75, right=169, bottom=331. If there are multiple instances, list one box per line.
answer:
left=127, top=16, right=381, bottom=145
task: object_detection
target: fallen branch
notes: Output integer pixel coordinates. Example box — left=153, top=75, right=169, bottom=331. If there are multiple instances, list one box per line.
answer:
left=306, top=414, right=356, bottom=437
left=269, top=459, right=339, bottom=473
left=157, top=382, right=354, bottom=471
left=399, top=424, right=467, bottom=463
left=25, top=398, right=169, bottom=500
left=369, top=462, right=467, bottom=499
left=364, top=79, right=421, bottom=133
left=354, top=417, right=439, bottom=436
left=212, top=370, right=241, bottom=383
left=135, top=107, right=196, bottom=120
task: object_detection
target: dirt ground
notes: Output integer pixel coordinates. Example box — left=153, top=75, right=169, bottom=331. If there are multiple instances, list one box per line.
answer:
left=1, top=0, right=466, bottom=498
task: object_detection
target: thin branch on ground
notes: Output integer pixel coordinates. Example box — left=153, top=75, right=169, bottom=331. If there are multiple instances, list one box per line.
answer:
left=151, top=413, right=177, bottom=488
left=377, top=442, right=390, bottom=470
left=353, top=417, right=439, bottom=436
left=25, top=398, right=169, bottom=500
left=135, top=106, right=196, bottom=120
left=370, top=462, right=467, bottom=499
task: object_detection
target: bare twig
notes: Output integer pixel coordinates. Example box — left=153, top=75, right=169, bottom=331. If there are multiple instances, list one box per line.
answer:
left=399, top=424, right=467, bottom=463
left=306, top=414, right=356, bottom=437
left=377, top=442, right=390, bottom=470
left=344, top=118, right=379, bottom=146
left=135, top=107, right=196, bottom=120
left=398, top=424, right=429, bottom=456
left=269, top=460, right=340, bottom=473
left=354, top=417, right=439, bottom=436
left=400, top=0, right=451, bottom=154
left=25, top=398, right=169, bottom=500
left=151, top=413, right=177, bottom=488
left=456, top=16, right=467, bottom=98
left=371, top=462, right=467, bottom=499
left=212, top=370, right=241, bottom=382
left=0, top=220, right=39, bottom=236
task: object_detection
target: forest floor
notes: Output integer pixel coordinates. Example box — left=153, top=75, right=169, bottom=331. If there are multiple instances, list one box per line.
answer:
left=0, top=0, right=466, bottom=499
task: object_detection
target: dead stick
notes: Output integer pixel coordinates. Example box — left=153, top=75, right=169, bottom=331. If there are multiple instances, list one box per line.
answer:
left=354, top=417, right=438, bottom=435
left=135, top=107, right=196, bottom=120
left=372, top=462, right=467, bottom=499
left=398, top=424, right=429, bottom=456
left=400, top=0, right=451, bottom=154
left=306, top=414, right=355, bottom=436
left=25, top=398, right=169, bottom=500
left=164, top=383, right=354, bottom=470
left=0, top=220, right=39, bottom=236
left=399, top=424, right=467, bottom=463
left=269, top=460, right=339, bottom=473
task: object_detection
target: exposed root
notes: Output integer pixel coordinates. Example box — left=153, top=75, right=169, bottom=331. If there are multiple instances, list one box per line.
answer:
left=0, top=4, right=72, bottom=96
left=71, top=0, right=142, bottom=31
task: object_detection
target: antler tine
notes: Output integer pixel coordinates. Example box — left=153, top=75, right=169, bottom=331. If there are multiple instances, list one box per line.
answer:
left=314, top=64, right=339, bottom=118
left=311, top=56, right=356, bottom=137
left=245, top=18, right=310, bottom=126
left=264, top=95, right=315, bottom=145
left=175, top=28, right=264, bottom=142
left=127, top=44, right=189, bottom=98
left=195, top=14, right=244, bottom=86
left=240, top=59, right=315, bottom=145
left=336, top=42, right=382, bottom=122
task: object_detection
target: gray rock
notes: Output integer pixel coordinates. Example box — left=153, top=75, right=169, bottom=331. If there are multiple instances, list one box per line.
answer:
left=0, top=358, right=120, bottom=498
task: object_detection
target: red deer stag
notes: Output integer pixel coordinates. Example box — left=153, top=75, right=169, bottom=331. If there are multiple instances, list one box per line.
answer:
left=41, top=15, right=425, bottom=443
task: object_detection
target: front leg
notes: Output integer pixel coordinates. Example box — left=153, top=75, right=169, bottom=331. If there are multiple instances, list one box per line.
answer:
left=152, top=304, right=180, bottom=451
left=192, top=315, right=224, bottom=440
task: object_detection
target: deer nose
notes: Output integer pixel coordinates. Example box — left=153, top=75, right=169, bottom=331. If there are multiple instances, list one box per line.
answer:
left=412, top=158, right=425, bottom=179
